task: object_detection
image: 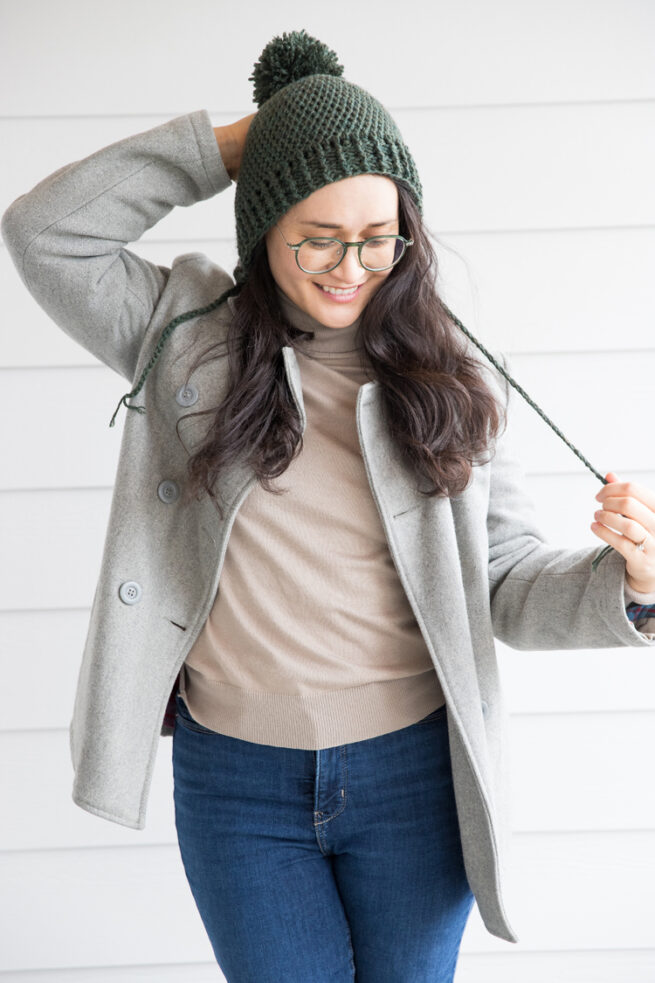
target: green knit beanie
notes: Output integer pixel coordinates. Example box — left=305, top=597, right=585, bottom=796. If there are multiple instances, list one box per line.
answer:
left=234, top=29, right=423, bottom=280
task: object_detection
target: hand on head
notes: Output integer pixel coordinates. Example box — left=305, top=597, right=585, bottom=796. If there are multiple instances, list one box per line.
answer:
left=213, top=113, right=257, bottom=182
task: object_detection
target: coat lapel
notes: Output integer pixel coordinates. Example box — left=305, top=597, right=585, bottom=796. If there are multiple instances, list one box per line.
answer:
left=354, top=376, right=490, bottom=771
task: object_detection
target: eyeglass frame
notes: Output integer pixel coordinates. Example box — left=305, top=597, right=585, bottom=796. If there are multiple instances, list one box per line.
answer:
left=274, top=224, right=414, bottom=274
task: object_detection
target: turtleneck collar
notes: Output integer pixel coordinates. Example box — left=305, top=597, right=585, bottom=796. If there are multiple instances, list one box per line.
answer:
left=275, top=286, right=363, bottom=355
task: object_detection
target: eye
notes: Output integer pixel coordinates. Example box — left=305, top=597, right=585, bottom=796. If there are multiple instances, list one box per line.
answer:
left=306, top=238, right=337, bottom=250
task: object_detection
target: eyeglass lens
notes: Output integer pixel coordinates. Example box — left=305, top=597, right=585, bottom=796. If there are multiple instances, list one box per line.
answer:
left=297, top=237, right=406, bottom=273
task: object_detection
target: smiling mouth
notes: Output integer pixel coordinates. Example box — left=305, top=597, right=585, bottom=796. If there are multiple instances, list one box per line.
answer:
left=314, top=283, right=364, bottom=298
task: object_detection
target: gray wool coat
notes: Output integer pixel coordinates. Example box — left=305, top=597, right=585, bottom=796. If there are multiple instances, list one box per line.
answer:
left=3, top=109, right=654, bottom=945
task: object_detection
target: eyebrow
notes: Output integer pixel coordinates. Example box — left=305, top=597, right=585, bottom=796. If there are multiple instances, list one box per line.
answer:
left=297, top=219, right=397, bottom=230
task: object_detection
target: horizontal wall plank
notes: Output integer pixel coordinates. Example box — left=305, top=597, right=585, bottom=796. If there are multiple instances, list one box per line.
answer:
left=0, top=966, right=226, bottom=983
left=508, top=711, right=655, bottom=831
left=1, top=728, right=178, bottom=851
left=0, top=489, right=110, bottom=609
left=3, top=468, right=655, bottom=610
left=2, top=711, right=654, bottom=852
left=493, top=830, right=655, bottom=951
left=498, top=646, right=655, bottom=715
left=435, top=226, right=655, bottom=355
left=501, top=351, right=655, bottom=477
left=456, top=949, right=655, bottom=983
left=1, top=832, right=654, bottom=969
left=406, top=102, right=655, bottom=233
left=0, top=355, right=653, bottom=492
left=0, top=371, right=124, bottom=490
left=3, top=225, right=654, bottom=368
left=2, top=103, right=654, bottom=241
left=0, top=479, right=628, bottom=609
left=1, top=0, right=654, bottom=116
left=0, top=844, right=215, bottom=971
left=0, top=610, right=89, bottom=729
left=3, top=605, right=655, bottom=732
left=1, top=949, right=654, bottom=983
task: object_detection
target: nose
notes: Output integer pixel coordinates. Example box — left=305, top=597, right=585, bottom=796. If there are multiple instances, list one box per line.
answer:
left=332, top=244, right=364, bottom=283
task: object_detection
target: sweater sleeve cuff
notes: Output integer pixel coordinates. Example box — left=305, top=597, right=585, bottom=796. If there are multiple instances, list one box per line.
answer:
left=624, top=575, right=655, bottom=606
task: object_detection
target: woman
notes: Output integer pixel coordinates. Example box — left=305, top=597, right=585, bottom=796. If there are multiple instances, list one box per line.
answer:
left=3, top=29, right=655, bottom=983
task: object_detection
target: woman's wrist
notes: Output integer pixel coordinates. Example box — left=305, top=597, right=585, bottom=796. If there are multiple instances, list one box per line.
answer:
left=624, top=573, right=655, bottom=604
left=213, top=125, right=240, bottom=181
left=213, top=113, right=256, bottom=182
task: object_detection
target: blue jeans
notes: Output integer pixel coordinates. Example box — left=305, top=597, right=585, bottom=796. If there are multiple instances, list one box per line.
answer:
left=172, top=692, right=474, bottom=982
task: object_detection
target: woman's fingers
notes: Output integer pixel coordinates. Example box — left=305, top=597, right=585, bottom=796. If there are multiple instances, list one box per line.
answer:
left=596, top=475, right=655, bottom=514
left=595, top=495, right=655, bottom=532
left=591, top=473, right=655, bottom=592
left=593, top=505, right=652, bottom=543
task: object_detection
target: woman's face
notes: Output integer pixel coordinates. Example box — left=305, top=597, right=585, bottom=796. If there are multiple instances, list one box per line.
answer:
left=265, top=174, right=400, bottom=329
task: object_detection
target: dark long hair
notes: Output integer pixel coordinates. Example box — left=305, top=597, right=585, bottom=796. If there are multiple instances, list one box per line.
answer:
left=177, top=182, right=507, bottom=517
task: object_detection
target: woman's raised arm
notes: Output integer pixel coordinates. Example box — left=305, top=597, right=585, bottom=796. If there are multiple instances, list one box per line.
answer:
left=1, top=109, right=243, bottom=382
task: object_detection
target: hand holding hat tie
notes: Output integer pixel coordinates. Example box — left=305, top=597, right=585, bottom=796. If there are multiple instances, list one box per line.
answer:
left=592, top=472, right=655, bottom=593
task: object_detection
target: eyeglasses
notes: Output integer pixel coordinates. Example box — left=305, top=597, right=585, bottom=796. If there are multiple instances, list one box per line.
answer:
left=275, top=224, right=413, bottom=274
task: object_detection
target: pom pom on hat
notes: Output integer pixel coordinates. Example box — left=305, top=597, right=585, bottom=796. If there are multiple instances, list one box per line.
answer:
left=249, top=29, right=344, bottom=107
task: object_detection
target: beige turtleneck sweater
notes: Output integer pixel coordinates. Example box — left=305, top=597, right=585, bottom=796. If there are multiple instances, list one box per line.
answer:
left=179, top=288, right=446, bottom=748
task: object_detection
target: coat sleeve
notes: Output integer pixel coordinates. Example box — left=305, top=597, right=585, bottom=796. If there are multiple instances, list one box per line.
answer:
left=1, top=109, right=231, bottom=382
left=486, top=356, right=655, bottom=650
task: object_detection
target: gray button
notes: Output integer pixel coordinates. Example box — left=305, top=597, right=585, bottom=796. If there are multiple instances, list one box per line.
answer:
left=176, top=383, right=198, bottom=407
left=118, top=581, right=142, bottom=605
left=157, top=479, right=180, bottom=503
left=481, top=700, right=489, bottom=716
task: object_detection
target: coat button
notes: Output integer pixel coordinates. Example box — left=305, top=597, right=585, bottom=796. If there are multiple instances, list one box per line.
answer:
left=118, top=581, right=142, bottom=605
left=158, top=479, right=180, bottom=503
left=481, top=700, right=489, bottom=716
left=176, top=383, right=198, bottom=406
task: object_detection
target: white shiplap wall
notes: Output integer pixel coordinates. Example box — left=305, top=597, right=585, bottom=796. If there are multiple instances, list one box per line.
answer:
left=1, top=1, right=654, bottom=979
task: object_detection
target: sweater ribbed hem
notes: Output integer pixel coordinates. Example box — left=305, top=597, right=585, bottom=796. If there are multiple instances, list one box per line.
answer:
left=180, top=664, right=445, bottom=749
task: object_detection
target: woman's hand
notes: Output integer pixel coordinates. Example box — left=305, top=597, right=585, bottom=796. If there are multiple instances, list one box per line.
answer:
left=213, top=113, right=257, bottom=182
left=592, top=472, right=655, bottom=593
